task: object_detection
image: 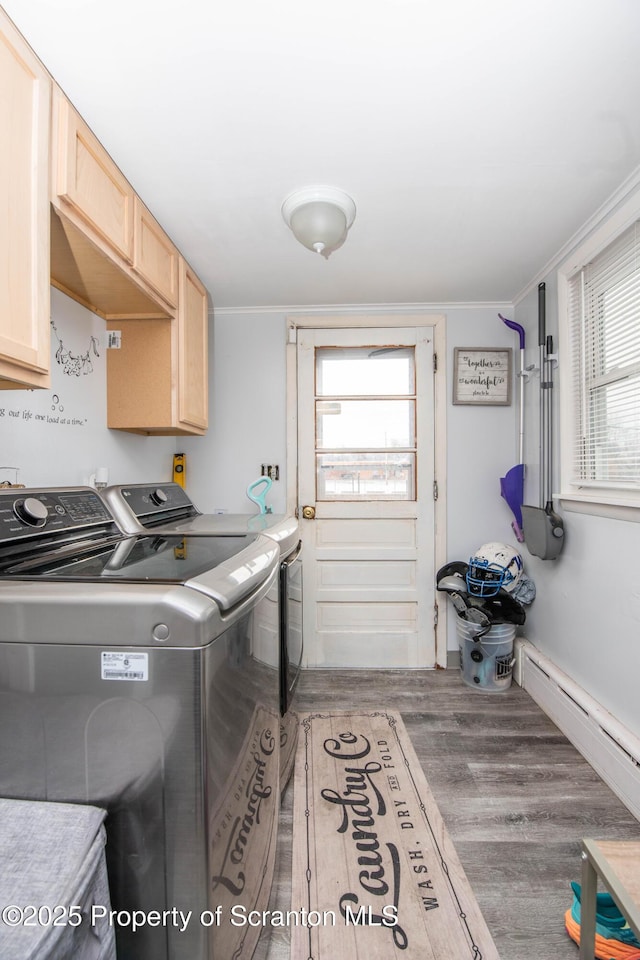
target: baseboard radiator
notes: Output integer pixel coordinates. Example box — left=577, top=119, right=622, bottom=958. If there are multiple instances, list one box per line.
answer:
left=515, top=639, right=640, bottom=823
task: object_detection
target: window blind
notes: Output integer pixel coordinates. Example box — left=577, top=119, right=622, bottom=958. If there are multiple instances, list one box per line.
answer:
left=568, top=220, right=640, bottom=488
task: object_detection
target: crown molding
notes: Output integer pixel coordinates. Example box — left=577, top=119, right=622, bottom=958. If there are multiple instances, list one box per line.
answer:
left=212, top=300, right=512, bottom=318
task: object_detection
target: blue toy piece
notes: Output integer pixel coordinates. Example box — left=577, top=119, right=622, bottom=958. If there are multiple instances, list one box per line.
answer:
left=246, top=476, right=273, bottom=514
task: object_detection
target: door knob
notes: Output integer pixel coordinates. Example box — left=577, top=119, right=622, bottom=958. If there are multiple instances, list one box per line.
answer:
left=301, top=505, right=316, bottom=520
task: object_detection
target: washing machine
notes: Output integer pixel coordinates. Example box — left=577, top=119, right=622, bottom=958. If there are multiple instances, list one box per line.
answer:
left=102, top=483, right=303, bottom=786
left=0, top=486, right=281, bottom=960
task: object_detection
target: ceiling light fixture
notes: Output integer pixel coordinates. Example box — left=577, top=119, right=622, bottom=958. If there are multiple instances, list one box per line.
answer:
left=281, top=186, right=356, bottom=259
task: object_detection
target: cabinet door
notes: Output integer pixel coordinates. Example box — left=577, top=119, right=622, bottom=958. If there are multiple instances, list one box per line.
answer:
left=0, top=11, right=51, bottom=388
left=54, top=93, right=134, bottom=262
left=133, top=198, right=179, bottom=308
left=178, top=259, right=208, bottom=432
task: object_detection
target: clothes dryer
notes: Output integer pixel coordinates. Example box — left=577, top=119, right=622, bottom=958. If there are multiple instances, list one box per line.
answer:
left=102, top=483, right=303, bottom=786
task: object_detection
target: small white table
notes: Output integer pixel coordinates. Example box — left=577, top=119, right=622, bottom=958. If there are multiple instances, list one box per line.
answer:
left=579, top=839, right=640, bottom=960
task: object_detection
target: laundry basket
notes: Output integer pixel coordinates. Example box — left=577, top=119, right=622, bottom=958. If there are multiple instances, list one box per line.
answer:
left=457, top=617, right=516, bottom=692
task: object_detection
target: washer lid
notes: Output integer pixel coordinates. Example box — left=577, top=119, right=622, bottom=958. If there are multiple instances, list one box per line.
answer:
left=124, top=513, right=300, bottom=557
left=0, top=533, right=277, bottom=611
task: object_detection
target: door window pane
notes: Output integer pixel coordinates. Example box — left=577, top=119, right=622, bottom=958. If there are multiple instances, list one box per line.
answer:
left=316, top=400, right=415, bottom=449
left=317, top=453, right=416, bottom=500
left=316, top=347, right=414, bottom=396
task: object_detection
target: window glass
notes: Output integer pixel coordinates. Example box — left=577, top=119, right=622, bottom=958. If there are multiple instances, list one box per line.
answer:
left=316, top=400, right=415, bottom=450
left=316, top=347, right=414, bottom=396
left=568, top=220, right=640, bottom=491
left=314, top=346, right=416, bottom=501
left=316, top=452, right=416, bottom=501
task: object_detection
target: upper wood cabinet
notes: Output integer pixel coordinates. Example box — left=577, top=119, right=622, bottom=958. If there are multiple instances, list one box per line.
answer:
left=133, top=198, right=179, bottom=308
left=177, top=259, right=208, bottom=431
left=0, top=9, right=51, bottom=389
left=0, top=12, right=209, bottom=429
left=50, top=85, right=209, bottom=436
left=50, top=87, right=176, bottom=321
left=54, top=93, right=134, bottom=262
left=106, top=256, right=208, bottom=436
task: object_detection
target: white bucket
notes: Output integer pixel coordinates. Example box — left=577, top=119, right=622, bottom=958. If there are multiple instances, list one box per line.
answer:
left=457, top=618, right=516, bottom=693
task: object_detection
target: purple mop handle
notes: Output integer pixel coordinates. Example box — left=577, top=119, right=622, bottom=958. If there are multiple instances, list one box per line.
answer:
left=499, top=314, right=525, bottom=350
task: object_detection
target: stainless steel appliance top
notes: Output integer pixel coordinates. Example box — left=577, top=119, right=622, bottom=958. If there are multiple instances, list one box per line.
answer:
left=0, top=487, right=279, bottom=647
left=102, top=482, right=300, bottom=556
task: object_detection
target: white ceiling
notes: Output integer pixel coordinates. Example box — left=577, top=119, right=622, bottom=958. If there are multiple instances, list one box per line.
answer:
left=4, top=0, right=640, bottom=310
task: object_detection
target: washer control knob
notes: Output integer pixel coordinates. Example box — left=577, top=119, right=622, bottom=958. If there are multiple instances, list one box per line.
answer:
left=14, top=497, right=48, bottom=527
left=150, top=488, right=168, bottom=506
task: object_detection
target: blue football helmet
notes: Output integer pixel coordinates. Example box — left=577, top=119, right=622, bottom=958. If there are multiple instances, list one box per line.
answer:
left=466, top=542, right=524, bottom=597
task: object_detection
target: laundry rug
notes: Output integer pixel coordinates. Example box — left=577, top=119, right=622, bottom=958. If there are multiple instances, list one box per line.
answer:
left=291, top=711, right=500, bottom=960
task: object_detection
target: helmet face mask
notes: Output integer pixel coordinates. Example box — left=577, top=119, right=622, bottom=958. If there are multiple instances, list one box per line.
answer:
left=466, top=542, right=523, bottom=598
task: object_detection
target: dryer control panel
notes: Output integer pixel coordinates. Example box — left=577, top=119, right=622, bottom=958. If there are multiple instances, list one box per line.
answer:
left=107, top=482, right=199, bottom=528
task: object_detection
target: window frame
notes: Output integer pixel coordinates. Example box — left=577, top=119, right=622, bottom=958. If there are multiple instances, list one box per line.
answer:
left=558, top=189, right=640, bottom=521
left=313, top=344, right=418, bottom=502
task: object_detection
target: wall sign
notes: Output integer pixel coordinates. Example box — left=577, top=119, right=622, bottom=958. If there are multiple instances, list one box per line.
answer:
left=453, top=347, right=512, bottom=405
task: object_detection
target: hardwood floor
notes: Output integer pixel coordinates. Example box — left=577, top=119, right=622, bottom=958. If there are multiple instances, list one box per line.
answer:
left=255, top=668, right=640, bottom=960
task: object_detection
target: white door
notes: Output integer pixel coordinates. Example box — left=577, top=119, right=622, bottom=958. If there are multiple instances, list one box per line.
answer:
left=297, top=327, right=436, bottom=669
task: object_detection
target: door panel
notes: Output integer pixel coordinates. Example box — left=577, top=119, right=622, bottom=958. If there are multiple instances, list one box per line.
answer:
left=317, top=559, right=416, bottom=595
left=297, top=327, right=435, bottom=668
left=317, top=602, right=417, bottom=629
left=315, top=516, right=416, bottom=551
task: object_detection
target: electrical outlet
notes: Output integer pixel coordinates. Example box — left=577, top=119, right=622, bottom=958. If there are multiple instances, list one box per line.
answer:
left=261, top=464, right=279, bottom=480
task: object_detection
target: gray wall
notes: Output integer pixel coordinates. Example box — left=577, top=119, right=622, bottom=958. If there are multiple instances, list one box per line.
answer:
left=1, top=288, right=176, bottom=488
left=514, top=278, right=640, bottom=740
left=184, top=310, right=289, bottom=516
